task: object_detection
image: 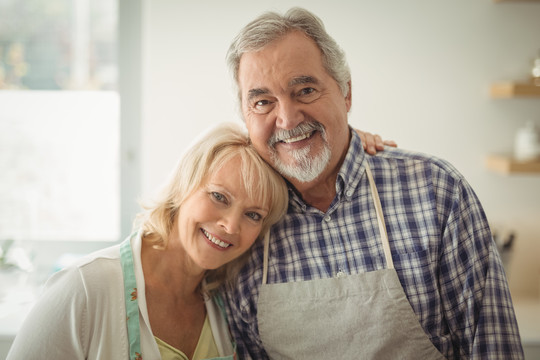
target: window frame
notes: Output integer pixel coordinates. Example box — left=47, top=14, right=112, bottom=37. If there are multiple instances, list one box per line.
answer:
left=118, top=0, right=142, bottom=241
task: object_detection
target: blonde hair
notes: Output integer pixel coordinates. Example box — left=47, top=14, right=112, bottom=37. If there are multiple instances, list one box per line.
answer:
left=134, top=122, right=288, bottom=293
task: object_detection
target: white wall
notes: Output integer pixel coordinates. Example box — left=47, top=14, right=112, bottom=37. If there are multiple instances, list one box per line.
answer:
left=141, top=0, right=540, bottom=297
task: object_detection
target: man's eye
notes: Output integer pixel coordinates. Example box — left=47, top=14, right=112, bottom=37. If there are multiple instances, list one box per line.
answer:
left=255, top=99, right=269, bottom=107
left=246, top=211, right=262, bottom=221
left=297, top=87, right=320, bottom=104
left=251, top=99, right=274, bottom=114
left=253, top=99, right=272, bottom=110
left=299, top=87, right=316, bottom=96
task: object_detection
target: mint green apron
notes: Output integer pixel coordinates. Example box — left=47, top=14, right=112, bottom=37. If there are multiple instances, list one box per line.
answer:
left=257, top=164, right=445, bottom=359
left=120, top=237, right=236, bottom=360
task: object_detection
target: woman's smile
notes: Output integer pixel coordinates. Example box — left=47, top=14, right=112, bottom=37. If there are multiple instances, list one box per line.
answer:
left=201, top=228, right=232, bottom=250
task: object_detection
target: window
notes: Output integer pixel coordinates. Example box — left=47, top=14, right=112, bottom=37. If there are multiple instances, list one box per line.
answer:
left=0, top=0, right=125, bottom=242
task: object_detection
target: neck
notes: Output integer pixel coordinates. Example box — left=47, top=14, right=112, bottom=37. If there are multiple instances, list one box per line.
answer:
left=141, top=239, right=205, bottom=299
left=141, top=236, right=206, bottom=358
left=290, top=173, right=337, bottom=212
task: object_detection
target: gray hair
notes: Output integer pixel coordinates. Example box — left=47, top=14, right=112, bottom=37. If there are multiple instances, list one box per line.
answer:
left=227, top=7, right=351, bottom=104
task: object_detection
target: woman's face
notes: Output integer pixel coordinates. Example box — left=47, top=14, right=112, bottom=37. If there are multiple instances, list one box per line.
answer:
left=174, top=155, right=270, bottom=272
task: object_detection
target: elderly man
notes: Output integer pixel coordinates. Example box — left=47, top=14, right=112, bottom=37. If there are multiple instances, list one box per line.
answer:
left=221, top=7, right=523, bottom=360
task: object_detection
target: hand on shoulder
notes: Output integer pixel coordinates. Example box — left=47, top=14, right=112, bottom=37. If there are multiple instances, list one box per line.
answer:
left=356, top=129, right=397, bottom=155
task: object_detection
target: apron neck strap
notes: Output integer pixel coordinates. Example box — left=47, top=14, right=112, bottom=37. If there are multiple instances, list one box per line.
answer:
left=365, top=163, right=394, bottom=269
left=120, top=236, right=143, bottom=359
left=261, top=162, right=394, bottom=285
left=262, top=231, right=270, bottom=285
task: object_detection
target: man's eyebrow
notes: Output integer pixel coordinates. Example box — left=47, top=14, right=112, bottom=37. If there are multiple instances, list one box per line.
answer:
left=289, top=75, right=319, bottom=87
left=247, top=88, right=269, bottom=102
left=246, top=76, right=318, bottom=102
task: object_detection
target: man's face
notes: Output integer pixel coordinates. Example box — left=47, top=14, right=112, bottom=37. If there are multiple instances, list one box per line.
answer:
left=237, top=31, right=352, bottom=186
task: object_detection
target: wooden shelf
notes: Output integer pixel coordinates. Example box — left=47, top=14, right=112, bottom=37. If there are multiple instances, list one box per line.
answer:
left=493, top=0, right=540, bottom=2
left=485, top=154, right=540, bottom=174
left=490, top=82, right=540, bottom=98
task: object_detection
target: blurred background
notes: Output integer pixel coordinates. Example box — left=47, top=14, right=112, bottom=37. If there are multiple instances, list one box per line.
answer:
left=1, top=0, right=539, bottom=358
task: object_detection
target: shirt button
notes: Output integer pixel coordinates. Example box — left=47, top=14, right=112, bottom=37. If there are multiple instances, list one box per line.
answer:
left=346, top=190, right=354, bottom=197
left=324, top=215, right=331, bottom=222
left=336, top=270, right=345, bottom=278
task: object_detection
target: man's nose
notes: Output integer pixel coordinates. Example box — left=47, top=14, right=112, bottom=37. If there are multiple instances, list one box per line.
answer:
left=275, top=99, right=303, bottom=130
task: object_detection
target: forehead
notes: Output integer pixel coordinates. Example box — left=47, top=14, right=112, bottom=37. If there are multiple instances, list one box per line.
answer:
left=208, top=154, right=245, bottom=183
left=207, top=154, right=269, bottom=206
left=237, top=31, right=327, bottom=92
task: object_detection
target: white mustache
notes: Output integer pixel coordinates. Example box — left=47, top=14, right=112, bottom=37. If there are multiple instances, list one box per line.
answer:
left=268, top=122, right=324, bottom=148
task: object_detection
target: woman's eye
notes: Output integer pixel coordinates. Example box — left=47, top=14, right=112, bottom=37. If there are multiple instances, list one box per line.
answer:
left=246, top=211, right=262, bottom=221
left=211, top=192, right=226, bottom=203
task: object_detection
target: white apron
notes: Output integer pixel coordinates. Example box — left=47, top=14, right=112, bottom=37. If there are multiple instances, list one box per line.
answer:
left=257, top=164, right=445, bottom=359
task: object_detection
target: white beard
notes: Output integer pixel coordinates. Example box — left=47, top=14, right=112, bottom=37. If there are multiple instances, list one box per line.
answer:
left=271, top=140, right=331, bottom=183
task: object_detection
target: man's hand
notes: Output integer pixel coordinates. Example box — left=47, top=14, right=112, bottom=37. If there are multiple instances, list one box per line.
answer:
left=356, top=129, right=397, bottom=155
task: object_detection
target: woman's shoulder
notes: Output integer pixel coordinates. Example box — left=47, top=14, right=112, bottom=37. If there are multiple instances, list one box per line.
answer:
left=45, top=244, right=123, bottom=297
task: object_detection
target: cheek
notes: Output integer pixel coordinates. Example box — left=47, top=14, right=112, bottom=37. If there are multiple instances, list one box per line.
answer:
left=241, top=227, right=262, bottom=250
left=246, top=117, right=271, bottom=148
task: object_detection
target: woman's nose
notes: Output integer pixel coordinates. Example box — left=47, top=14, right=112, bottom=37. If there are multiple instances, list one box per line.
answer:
left=218, top=211, right=241, bottom=234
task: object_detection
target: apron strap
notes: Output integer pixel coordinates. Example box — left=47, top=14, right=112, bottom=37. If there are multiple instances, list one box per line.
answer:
left=120, top=236, right=143, bottom=360
left=260, top=163, right=394, bottom=286
left=262, top=231, right=270, bottom=285
left=365, top=164, right=394, bottom=269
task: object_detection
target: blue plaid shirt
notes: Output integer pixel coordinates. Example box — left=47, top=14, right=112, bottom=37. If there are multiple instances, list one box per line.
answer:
left=222, top=129, right=523, bottom=359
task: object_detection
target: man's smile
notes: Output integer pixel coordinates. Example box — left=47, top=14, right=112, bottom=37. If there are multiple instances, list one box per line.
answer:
left=280, top=130, right=316, bottom=144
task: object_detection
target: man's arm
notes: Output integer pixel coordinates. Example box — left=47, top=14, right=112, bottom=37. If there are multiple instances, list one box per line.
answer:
left=221, top=281, right=269, bottom=360
left=435, top=170, right=523, bottom=359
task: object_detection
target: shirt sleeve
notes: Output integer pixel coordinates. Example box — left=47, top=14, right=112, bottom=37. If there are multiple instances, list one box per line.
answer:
left=221, top=271, right=269, bottom=360
left=6, top=267, right=88, bottom=360
left=435, top=169, right=524, bottom=359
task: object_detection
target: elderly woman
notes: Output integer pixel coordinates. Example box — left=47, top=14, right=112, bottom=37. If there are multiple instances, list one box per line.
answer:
left=7, top=122, right=289, bottom=360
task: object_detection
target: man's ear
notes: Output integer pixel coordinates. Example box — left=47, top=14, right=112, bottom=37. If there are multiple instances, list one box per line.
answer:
left=345, top=81, right=352, bottom=112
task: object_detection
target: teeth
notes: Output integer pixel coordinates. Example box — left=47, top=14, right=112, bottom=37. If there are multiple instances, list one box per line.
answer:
left=282, top=132, right=312, bottom=144
left=202, top=229, right=230, bottom=248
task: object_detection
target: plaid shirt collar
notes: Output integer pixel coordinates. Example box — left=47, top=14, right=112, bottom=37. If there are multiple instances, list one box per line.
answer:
left=287, top=127, right=367, bottom=213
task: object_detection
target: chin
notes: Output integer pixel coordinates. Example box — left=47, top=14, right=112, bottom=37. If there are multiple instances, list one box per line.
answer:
left=201, top=260, right=227, bottom=271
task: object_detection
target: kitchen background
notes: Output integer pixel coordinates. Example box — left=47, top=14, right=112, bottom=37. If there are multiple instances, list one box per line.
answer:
left=1, top=0, right=539, bottom=358
left=142, top=0, right=540, bottom=297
